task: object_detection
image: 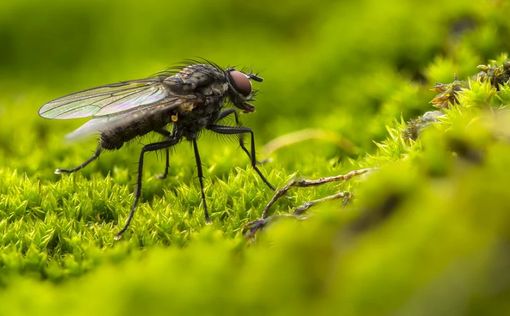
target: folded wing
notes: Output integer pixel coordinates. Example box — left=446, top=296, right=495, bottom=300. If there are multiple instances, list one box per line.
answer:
left=65, top=97, right=183, bottom=140
left=39, top=78, right=169, bottom=119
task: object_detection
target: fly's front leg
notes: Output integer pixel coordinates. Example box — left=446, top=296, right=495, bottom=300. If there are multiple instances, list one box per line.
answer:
left=115, top=137, right=179, bottom=240
left=55, top=144, right=102, bottom=174
left=216, top=109, right=254, bottom=163
left=208, top=124, right=274, bottom=190
left=216, top=109, right=237, bottom=121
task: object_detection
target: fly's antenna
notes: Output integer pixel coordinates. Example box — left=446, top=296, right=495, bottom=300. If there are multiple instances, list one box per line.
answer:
left=248, top=73, right=263, bottom=82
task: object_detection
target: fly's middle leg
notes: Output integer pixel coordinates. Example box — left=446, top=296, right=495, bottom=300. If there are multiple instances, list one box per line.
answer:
left=155, top=129, right=172, bottom=179
left=156, top=149, right=170, bottom=179
left=115, top=137, right=179, bottom=240
left=191, top=138, right=210, bottom=223
left=55, top=144, right=102, bottom=175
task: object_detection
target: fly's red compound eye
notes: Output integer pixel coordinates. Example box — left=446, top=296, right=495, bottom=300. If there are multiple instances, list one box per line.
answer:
left=228, top=70, right=252, bottom=96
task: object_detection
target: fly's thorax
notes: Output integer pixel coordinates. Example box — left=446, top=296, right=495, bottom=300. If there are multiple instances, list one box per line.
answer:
left=175, top=95, right=224, bottom=124
left=177, top=100, right=196, bottom=113
left=174, top=95, right=225, bottom=140
left=201, top=81, right=229, bottom=97
left=166, top=64, right=229, bottom=139
left=164, top=64, right=227, bottom=94
left=174, top=80, right=227, bottom=115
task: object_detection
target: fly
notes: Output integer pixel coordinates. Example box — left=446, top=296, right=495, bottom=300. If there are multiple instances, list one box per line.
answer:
left=39, top=60, right=275, bottom=239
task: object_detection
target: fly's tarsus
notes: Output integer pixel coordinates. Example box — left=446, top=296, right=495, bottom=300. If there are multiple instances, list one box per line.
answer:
left=54, top=146, right=102, bottom=174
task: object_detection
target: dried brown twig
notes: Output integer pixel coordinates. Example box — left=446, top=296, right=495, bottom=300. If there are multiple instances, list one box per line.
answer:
left=244, top=168, right=374, bottom=238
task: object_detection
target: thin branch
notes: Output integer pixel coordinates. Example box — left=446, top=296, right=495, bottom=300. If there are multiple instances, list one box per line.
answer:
left=244, top=168, right=375, bottom=238
left=261, top=168, right=373, bottom=219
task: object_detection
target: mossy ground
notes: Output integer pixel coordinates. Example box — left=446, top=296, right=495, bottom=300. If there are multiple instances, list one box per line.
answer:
left=1, top=0, right=510, bottom=315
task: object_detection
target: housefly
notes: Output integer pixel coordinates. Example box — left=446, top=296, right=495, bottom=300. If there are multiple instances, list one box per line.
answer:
left=39, top=60, right=274, bottom=239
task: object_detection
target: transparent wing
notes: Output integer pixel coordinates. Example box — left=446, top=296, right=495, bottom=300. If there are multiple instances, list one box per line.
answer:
left=39, top=78, right=170, bottom=119
left=65, top=98, right=183, bottom=140
left=65, top=116, right=114, bottom=140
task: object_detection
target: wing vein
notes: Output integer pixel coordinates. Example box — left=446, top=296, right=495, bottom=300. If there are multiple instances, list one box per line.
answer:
left=39, top=78, right=169, bottom=119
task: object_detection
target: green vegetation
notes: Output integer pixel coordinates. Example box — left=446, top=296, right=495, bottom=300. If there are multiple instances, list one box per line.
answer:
left=1, top=0, right=510, bottom=314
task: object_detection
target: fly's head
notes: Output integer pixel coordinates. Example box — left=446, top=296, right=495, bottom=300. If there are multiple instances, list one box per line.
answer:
left=225, top=68, right=263, bottom=113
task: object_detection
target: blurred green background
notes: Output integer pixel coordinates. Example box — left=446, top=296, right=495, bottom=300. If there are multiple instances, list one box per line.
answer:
left=1, top=0, right=510, bottom=315
left=3, top=0, right=506, bottom=148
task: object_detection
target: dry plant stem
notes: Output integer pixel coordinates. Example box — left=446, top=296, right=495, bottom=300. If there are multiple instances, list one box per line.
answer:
left=261, top=168, right=373, bottom=219
left=248, top=191, right=350, bottom=235
left=244, top=168, right=372, bottom=238
left=293, top=191, right=351, bottom=215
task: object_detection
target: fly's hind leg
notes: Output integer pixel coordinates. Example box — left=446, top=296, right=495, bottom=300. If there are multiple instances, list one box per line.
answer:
left=55, top=144, right=102, bottom=174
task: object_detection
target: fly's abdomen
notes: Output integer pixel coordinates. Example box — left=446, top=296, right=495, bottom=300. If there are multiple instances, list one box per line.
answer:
left=100, top=108, right=173, bottom=150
